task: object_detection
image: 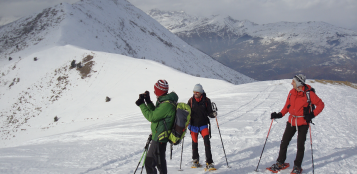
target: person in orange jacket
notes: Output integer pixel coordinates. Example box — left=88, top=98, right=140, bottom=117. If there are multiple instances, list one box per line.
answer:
left=268, top=74, right=324, bottom=174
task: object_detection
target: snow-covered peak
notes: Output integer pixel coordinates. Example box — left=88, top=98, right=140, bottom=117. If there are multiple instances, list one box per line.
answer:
left=0, top=16, right=21, bottom=26
left=0, top=0, right=254, bottom=84
left=149, top=9, right=357, bottom=54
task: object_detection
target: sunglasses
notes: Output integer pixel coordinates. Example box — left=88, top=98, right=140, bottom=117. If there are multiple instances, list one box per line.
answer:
left=193, top=91, right=201, bottom=95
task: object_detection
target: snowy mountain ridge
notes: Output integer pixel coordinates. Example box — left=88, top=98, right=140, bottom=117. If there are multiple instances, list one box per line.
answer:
left=0, top=0, right=253, bottom=85
left=148, top=9, right=357, bottom=82
left=0, top=16, right=21, bottom=27
left=149, top=9, right=357, bottom=54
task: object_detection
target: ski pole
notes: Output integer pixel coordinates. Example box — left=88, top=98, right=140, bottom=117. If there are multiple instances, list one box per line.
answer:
left=134, top=134, right=152, bottom=174
left=212, top=102, right=230, bottom=167
left=134, top=150, right=147, bottom=174
left=170, top=144, right=173, bottom=160
left=178, top=137, right=185, bottom=171
left=309, top=124, right=315, bottom=174
left=255, top=119, right=274, bottom=172
left=140, top=151, right=148, bottom=174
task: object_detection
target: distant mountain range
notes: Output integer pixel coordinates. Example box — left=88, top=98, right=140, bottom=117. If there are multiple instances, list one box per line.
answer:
left=148, top=9, right=357, bottom=82
left=0, top=0, right=253, bottom=85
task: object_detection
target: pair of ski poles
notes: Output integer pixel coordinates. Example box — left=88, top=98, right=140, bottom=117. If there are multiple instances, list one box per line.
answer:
left=134, top=134, right=152, bottom=174
left=254, top=119, right=315, bottom=174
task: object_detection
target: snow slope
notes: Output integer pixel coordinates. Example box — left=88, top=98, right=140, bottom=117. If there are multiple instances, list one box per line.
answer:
left=1, top=45, right=357, bottom=174
left=0, top=0, right=253, bottom=85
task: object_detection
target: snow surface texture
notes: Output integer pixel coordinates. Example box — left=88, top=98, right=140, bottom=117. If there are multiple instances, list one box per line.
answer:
left=0, top=45, right=357, bottom=173
left=0, top=16, right=21, bottom=27
left=148, top=9, right=357, bottom=55
left=0, top=0, right=253, bottom=85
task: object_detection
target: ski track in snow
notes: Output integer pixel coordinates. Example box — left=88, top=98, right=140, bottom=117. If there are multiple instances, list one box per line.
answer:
left=0, top=47, right=357, bottom=174
left=1, top=74, right=357, bottom=173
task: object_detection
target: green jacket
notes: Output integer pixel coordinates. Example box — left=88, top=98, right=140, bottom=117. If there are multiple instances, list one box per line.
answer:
left=139, top=92, right=178, bottom=142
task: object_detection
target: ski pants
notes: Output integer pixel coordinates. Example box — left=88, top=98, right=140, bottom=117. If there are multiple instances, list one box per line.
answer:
left=277, top=122, right=309, bottom=168
left=145, top=140, right=167, bottom=174
left=191, top=127, right=213, bottom=164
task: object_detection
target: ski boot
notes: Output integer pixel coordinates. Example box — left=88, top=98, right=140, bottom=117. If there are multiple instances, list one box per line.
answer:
left=191, top=159, right=201, bottom=168
left=291, top=165, right=303, bottom=174
left=267, top=161, right=290, bottom=173
left=204, top=163, right=216, bottom=171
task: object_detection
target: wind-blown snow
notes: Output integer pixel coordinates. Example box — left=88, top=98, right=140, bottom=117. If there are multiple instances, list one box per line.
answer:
left=0, top=45, right=357, bottom=174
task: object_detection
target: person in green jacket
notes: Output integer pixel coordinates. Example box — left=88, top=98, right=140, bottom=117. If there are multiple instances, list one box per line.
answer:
left=136, top=79, right=178, bottom=174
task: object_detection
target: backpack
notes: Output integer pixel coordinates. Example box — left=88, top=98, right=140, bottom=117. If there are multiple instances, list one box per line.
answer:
left=158, top=101, right=191, bottom=145
left=303, top=86, right=316, bottom=115
left=287, top=86, right=316, bottom=112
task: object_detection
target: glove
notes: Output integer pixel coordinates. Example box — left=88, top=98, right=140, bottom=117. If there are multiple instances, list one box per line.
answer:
left=304, top=112, right=315, bottom=123
left=209, top=111, right=217, bottom=118
left=144, top=91, right=152, bottom=104
left=271, top=112, right=282, bottom=119
left=135, top=94, right=145, bottom=106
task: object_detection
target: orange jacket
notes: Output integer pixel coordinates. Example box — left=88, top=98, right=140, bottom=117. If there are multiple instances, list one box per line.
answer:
left=281, top=85, right=324, bottom=126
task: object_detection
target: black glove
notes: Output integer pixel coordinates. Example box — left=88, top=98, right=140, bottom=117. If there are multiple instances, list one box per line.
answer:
left=135, top=94, right=145, bottom=106
left=271, top=112, right=282, bottom=119
left=209, top=111, right=217, bottom=118
left=144, top=91, right=152, bottom=104
left=304, top=112, right=315, bottom=123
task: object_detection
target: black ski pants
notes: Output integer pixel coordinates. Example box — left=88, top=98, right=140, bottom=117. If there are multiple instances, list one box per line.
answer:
left=191, top=128, right=213, bottom=164
left=145, top=140, right=167, bottom=174
left=277, top=122, right=309, bottom=168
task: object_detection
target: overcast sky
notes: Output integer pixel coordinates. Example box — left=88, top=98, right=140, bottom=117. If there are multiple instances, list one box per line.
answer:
left=0, top=0, right=356, bottom=31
